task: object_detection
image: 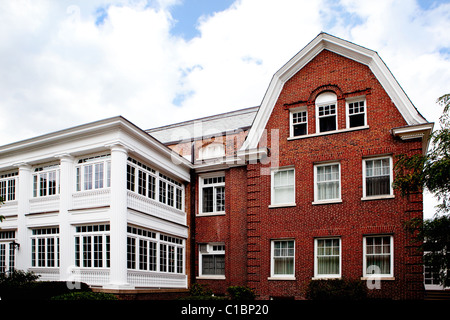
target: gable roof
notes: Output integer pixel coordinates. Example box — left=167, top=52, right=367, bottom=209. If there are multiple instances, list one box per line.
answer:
left=147, top=106, right=259, bottom=144
left=241, top=32, right=429, bottom=151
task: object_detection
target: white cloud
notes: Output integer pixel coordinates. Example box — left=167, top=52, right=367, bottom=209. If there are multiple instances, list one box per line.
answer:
left=0, top=0, right=448, bottom=216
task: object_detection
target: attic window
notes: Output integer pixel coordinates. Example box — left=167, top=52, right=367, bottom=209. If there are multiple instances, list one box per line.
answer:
left=198, top=143, right=225, bottom=160
left=316, top=92, right=337, bottom=133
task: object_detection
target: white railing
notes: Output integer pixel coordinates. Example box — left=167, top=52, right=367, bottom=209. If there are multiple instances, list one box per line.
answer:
left=127, top=191, right=186, bottom=225
left=30, top=267, right=60, bottom=281
left=70, top=268, right=110, bottom=286
left=29, top=195, right=60, bottom=213
left=72, top=188, right=111, bottom=209
left=127, top=270, right=187, bottom=288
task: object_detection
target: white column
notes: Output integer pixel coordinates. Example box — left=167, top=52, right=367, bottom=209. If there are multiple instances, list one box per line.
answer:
left=15, top=163, right=32, bottom=271
left=57, top=154, right=74, bottom=282
left=107, top=144, right=131, bottom=288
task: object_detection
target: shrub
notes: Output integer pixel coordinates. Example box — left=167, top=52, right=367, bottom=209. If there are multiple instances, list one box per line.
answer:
left=227, top=286, right=255, bottom=300
left=306, top=278, right=367, bottom=301
left=178, top=283, right=227, bottom=300
left=0, top=270, right=91, bottom=300
left=51, top=292, right=118, bottom=301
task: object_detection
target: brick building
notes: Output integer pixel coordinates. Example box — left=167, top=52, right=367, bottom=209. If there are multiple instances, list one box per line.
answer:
left=0, top=33, right=433, bottom=299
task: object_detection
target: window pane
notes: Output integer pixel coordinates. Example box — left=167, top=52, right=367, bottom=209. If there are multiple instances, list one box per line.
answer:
left=365, top=159, right=391, bottom=196
left=202, top=187, right=214, bottom=213
left=316, top=165, right=339, bottom=201
left=216, top=186, right=225, bottom=212
left=273, top=170, right=294, bottom=204
left=317, top=239, right=340, bottom=276
left=365, top=236, right=391, bottom=275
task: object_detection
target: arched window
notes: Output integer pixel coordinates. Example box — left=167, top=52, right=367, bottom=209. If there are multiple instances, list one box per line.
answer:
left=315, top=92, right=337, bottom=133
left=198, top=143, right=225, bottom=160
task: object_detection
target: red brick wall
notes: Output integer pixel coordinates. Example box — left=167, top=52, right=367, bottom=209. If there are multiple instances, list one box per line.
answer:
left=194, top=49, right=425, bottom=300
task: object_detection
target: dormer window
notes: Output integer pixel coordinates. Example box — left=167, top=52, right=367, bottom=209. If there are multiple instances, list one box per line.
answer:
left=316, top=92, right=337, bottom=133
left=198, top=143, right=225, bottom=160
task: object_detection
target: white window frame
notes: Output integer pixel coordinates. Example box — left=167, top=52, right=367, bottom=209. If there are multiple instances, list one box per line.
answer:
left=0, top=231, right=16, bottom=273
left=362, top=156, right=394, bottom=200
left=269, top=239, right=295, bottom=280
left=315, top=92, right=338, bottom=133
left=127, top=157, right=185, bottom=211
left=32, top=165, right=60, bottom=198
left=198, top=143, right=225, bottom=160
left=30, top=228, right=60, bottom=268
left=363, top=235, right=394, bottom=278
left=198, top=243, right=225, bottom=279
left=346, top=96, right=367, bottom=129
left=270, top=167, right=295, bottom=207
left=0, top=172, right=18, bottom=202
left=314, top=237, right=341, bottom=279
left=198, top=172, right=225, bottom=215
left=74, top=224, right=110, bottom=269
left=313, top=162, right=341, bottom=204
left=75, top=155, right=111, bottom=192
left=289, top=107, right=308, bottom=138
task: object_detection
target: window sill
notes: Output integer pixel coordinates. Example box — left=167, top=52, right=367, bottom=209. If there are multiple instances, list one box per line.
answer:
left=197, top=212, right=226, bottom=217
left=288, top=126, right=369, bottom=141
left=361, top=276, right=395, bottom=281
left=268, top=276, right=296, bottom=281
left=361, top=195, right=395, bottom=201
left=268, top=203, right=296, bottom=209
left=311, top=276, right=341, bottom=280
left=196, top=275, right=226, bottom=280
left=312, top=199, right=342, bottom=205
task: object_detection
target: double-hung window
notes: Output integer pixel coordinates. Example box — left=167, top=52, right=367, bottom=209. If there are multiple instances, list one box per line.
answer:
left=314, top=163, right=341, bottom=203
left=0, top=172, right=18, bottom=202
left=290, top=108, right=307, bottom=137
left=127, top=158, right=184, bottom=211
left=199, top=174, right=225, bottom=215
left=76, top=155, right=111, bottom=192
left=316, top=92, right=337, bottom=133
left=363, top=236, right=393, bottom=277
left=31, top=228, right=59, bottom=268
left=363, top=157, right=393, bottom=198
left=347, top=98, right=366, bottom=128
left=0, top=231, right=16, bottom=273
left=75, top=224, right=110, bottom=268
left=271, top=240, right=295, bottom=278
left=315, top=238, right=341, bottom=278
left=271, top=168, right=295, bottom=206
left=33, top=165, right=60, bottom=198
left=199, top=243, right=225, bottom=277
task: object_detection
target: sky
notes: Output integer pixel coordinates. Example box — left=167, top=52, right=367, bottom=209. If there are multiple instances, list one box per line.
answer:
left=0, top=0, right=449, bottom=217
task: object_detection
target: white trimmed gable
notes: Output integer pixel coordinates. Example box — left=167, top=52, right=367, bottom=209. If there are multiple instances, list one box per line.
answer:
left=241, top=32, right=429, bottom=151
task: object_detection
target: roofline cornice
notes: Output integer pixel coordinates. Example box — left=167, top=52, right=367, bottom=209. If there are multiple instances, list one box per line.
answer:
left=241, top=32, right=429, bottom=151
